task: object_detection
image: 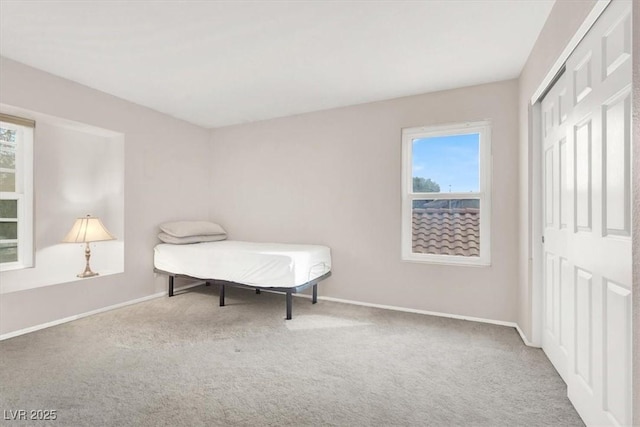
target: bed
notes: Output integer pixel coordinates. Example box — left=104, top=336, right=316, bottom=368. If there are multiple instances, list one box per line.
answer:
left=154, top=240, right=332, bottom=319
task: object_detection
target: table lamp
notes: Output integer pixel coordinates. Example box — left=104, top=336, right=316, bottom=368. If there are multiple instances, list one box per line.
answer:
left=62, top=215, right=115, bottom=278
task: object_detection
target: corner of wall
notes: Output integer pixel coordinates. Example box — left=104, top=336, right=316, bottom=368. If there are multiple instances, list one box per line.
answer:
left=631, top=1, right=640, bottom=424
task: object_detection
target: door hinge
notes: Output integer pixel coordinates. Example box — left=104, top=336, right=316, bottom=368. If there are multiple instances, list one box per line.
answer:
left=542, top=236, right=545, bottom=244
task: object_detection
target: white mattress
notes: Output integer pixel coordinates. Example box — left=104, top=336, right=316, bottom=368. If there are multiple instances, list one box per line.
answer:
left=154, top=240, right=331, bottom=288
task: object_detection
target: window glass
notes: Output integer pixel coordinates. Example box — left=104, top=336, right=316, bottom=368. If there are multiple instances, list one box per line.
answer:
left=0, top=200, right=18, bottom=218
left=412, top=133, right=479, bottom=193
left=0, top=242, right=18, bottom=263
left=0, top=118, right=34, bottom=270
left=0, top=222, right=18, bottom=240
left=0, top=127, right=17, bottom=192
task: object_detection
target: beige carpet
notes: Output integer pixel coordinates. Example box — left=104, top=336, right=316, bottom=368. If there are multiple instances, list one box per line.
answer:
left=0, top=284, right=583, bottom=426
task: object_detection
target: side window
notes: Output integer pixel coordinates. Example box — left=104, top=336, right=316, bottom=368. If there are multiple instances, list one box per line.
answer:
left=0, top=114, right=34, bottom=270
left=401, top=121, right=491, bottom=266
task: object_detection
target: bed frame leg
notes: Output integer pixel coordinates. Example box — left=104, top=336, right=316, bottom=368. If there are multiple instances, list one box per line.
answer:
left=312, top=284, right=317, bottom=304
left=219, top=284, right=225, bottom=307
left=286, top=291, right=292, bottom=320
left=168, top=276, right=174, bottom=297
left=256, top=288, right=261, bottom=294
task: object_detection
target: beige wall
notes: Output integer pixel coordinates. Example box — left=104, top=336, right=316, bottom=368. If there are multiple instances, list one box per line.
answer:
left=517, top=0, right=598, bottom=342
left=209, top=79, right=520, bottom=322
left=632, top=1, right=639, bottom=423
left=0, top=57, right=212, bottom=335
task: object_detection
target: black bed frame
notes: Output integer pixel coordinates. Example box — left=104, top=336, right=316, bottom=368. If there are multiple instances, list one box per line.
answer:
left=154, top=269, right=331, bottom=320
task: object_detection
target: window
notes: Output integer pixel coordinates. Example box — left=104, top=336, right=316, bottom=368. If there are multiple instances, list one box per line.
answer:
left=0, top=114, right=34, bottom=270
left=401, top=121, right=491, bottom=266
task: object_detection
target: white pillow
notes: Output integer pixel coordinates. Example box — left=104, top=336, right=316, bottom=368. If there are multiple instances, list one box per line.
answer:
left=158, top=232, right=227, bottom=244
left=159, top=221, right=226, bottom=237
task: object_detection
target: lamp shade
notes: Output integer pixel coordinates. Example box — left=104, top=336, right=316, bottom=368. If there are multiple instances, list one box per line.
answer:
left=62, top=215, right=115, bottom=243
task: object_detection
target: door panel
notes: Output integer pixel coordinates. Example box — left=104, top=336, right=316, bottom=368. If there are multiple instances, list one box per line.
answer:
left=559, top=139, right=570, bottom=228
left=573, top=53, right=593, bottom=103
left=604, top=281, right=632, bottom=425
left=574, top=118, right=593, bottom=231
left=602, top=90, right=631, bottom=236
left=559, top=257, right=572, bottom=352
left=574, top=267, right=593, bottom=387
left=601, top=13, right=631, bottom=78
left=541, top=1, right=632, bottom=425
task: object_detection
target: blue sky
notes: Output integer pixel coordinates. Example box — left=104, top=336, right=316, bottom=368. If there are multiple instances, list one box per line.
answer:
left=412, top=133, right=479, bottom=193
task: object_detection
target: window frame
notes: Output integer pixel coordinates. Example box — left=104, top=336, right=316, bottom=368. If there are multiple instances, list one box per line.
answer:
left=401, top=120, right=492, bottom=266
left=0, top=119, right=34, bottom=271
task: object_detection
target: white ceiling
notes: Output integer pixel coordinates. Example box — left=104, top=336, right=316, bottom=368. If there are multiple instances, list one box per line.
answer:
left=0, top=0, right=555, bottom=129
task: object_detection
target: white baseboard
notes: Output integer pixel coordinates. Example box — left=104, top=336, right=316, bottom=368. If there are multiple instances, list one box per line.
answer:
left=315, top=295, right=518, bottom=328
left=285, top=292, right=531, bottom=335
left=319, top=296, right=541, bottom=348
left=515, top=324, right=540, bottom=348
left=0, top=281, right=204, bottom=341
left=2, top=281, right=536, bottom=348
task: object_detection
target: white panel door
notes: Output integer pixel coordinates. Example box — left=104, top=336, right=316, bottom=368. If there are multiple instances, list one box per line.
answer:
left=541, top=1, right=632, bottom=426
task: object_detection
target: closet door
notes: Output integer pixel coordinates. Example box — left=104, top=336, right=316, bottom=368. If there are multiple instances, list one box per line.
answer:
left=541, top=1, right=632, bottom=425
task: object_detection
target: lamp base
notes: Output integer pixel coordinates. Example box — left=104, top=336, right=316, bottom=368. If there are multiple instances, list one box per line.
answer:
left=77, top=242, right=99, bottom=278
left=77, top=271, right=99, bottom=278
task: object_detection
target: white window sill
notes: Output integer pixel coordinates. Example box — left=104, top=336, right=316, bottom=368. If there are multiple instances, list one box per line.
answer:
left=0, top=269, right=123, bottom=294
left=402, top=254, right=491, bottom=267
left=0, top=262, right=33, bottom=272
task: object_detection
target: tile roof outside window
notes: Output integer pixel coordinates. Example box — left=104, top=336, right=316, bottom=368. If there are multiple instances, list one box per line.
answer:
left=412, top=207, right=480, bottom=257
